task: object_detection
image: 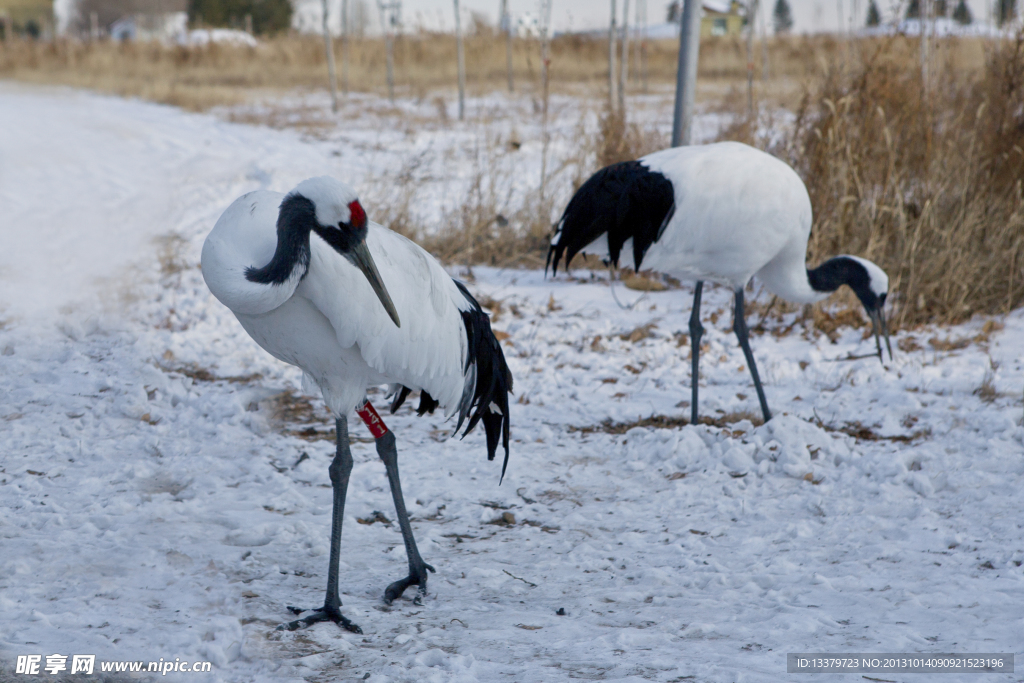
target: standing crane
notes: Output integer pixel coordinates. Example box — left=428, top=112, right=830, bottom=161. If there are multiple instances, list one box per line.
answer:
left=547, top=141, right=891, bottom=424
left=201, top=177, right=512, bottom=632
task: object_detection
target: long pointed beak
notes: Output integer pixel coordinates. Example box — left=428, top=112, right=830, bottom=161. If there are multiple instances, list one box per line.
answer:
left=868, top=308, right=893, bottom=363
left=349, top=240, right=401, bottom=328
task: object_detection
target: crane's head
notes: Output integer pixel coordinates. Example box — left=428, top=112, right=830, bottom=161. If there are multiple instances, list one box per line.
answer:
left=288, top=177, right=401, bottom=328
left=837, top=255, right=892, bottom=362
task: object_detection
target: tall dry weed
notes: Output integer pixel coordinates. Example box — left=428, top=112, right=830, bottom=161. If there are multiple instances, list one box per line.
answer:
left=723, top=35, right=1024, bottom=327
left=595, top=108, right=668, bottom=169
left=0, top=33, right=872, bottom=110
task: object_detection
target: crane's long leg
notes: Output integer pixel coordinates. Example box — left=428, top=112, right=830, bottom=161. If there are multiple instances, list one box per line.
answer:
left=375, top=430, right=436, bottom=605
left=689, top=281, right=705, bottom=425
left=278, top=416, right=362, bottom=633
left=733, top=288, right=772, bottom=423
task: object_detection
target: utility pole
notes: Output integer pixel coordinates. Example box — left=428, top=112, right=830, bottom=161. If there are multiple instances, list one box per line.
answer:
left=619, top=0, right=630, bottom=115
left=501, top=0, right=513, bottom=92
left=454, top=0, right=466, bottom=120
left=608, top=0, right=617, bottom=111
left=322, top=0, right=339, bottom=112
left=671, top=0, right=701, bottom=146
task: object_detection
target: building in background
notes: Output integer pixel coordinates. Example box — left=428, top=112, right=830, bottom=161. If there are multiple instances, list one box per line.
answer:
left=4, top=0, right=52, bottom=36
left=666, top=0, right=746, bottom=37
left=107, top=2, right=186, bottom=40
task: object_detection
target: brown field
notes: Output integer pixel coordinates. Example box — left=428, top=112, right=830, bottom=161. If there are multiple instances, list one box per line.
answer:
left=1, top=30, right=1021, bottom=327
left=0, top=31, right=989, bottom=110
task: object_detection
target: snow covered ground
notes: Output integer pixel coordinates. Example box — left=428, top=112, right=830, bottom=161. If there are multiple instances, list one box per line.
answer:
left=1, top=82, right=1022, bottom=682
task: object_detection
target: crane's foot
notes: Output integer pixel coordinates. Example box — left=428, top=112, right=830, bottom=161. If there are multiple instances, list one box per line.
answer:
left=384, top=562, right=436, bottom=606
left=277, top=604, right=363, bottom=633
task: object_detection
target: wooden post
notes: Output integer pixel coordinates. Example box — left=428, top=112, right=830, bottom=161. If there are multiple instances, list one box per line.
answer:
left=454, top=0, right=465, bottom=120
left=244, top=13, right=252, bottom=34
left=608, top=0, right=618, bottom=111
left=322, top=0, right=339, bottom=112
left=619, top=0, right=630, bottom=115
left=671, top=0, right=701, bottom=146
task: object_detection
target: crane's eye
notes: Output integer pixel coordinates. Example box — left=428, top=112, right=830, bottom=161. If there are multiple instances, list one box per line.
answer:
left=347, top=200, right=366, bottom=229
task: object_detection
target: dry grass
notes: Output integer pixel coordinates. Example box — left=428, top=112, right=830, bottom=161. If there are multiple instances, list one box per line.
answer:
left=0, top=32, right=887, bottom=110
left=3, top=31, right=1021, bottom=326
left=568, top=410, right=765, bottom=435
left=722, top=34, right=1024, bottom=327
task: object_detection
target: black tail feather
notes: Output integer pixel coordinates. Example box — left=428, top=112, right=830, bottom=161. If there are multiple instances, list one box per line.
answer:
left=417, top=391, right=439, bottom=416
left=547, top=159, right=675, bottom=276
left=390, top=385, right=441, bottom=416
left=389, top=386, right=413, bottom=414
left=452, top=280, right=514, bottom=482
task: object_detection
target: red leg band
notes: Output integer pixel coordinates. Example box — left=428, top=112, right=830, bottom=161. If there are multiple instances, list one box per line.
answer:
left=356, top=401, right=389, bottom=439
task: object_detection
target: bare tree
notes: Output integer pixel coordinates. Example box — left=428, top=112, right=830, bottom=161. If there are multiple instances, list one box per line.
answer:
left=746, top=0, right=759, bottom=118
left=322, top=0, right=339, bottom=112
left=500, top=0, right=513, bottom=92
left=341, top=0, right=349, bottom=95
left=618, top=0, right=630, bottom=115
left=377, top=1, right=399, bottom=103
left=608, top=0, right=617, bottom=111
left=351, top=0, right=369, bottom=36
left=538, top=0, right=553, bottom=200
left=454, top=0, right=465, bottom=120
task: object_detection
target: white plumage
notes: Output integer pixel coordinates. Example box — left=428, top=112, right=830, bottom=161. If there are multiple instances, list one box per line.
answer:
left=201, top=177, right=511, bottom=632
left=548, top=141, right=891, bottom=423
left=202, top=187, right=472, bottom=417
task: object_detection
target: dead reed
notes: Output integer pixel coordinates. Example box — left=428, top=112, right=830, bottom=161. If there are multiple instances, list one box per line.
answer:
left=726, top=34, right=1024, bottom=327
left=3, top=31, right=1019, bottom=325
left=0, top=32, right=861, bottom=110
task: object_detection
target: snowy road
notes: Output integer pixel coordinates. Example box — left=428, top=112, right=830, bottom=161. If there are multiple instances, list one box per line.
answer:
left=1, top=84, right=1022, bottom=683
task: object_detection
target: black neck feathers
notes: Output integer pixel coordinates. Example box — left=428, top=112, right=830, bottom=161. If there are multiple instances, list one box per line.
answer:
left=807, top=256, right=883, bottom=311
left=245, top=194, right=315, bottom=285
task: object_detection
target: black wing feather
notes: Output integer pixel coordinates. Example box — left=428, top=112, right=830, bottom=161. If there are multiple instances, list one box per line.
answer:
left=547, top=160, right=675, bottom=275
left=386, top=281, right=513, bottom=481
left=453, top=280, right=514, bottom=482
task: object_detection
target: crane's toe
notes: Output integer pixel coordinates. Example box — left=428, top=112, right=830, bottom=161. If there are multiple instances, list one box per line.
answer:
left=277, top=604, right=363, bottom=633
left=383, top=562, right=436, bottom=605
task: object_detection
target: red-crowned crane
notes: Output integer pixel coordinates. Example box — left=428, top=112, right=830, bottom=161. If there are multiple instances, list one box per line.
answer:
left=201, top=177, right=512, bottom=633
left=547, top=141, right=891, bottom=424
